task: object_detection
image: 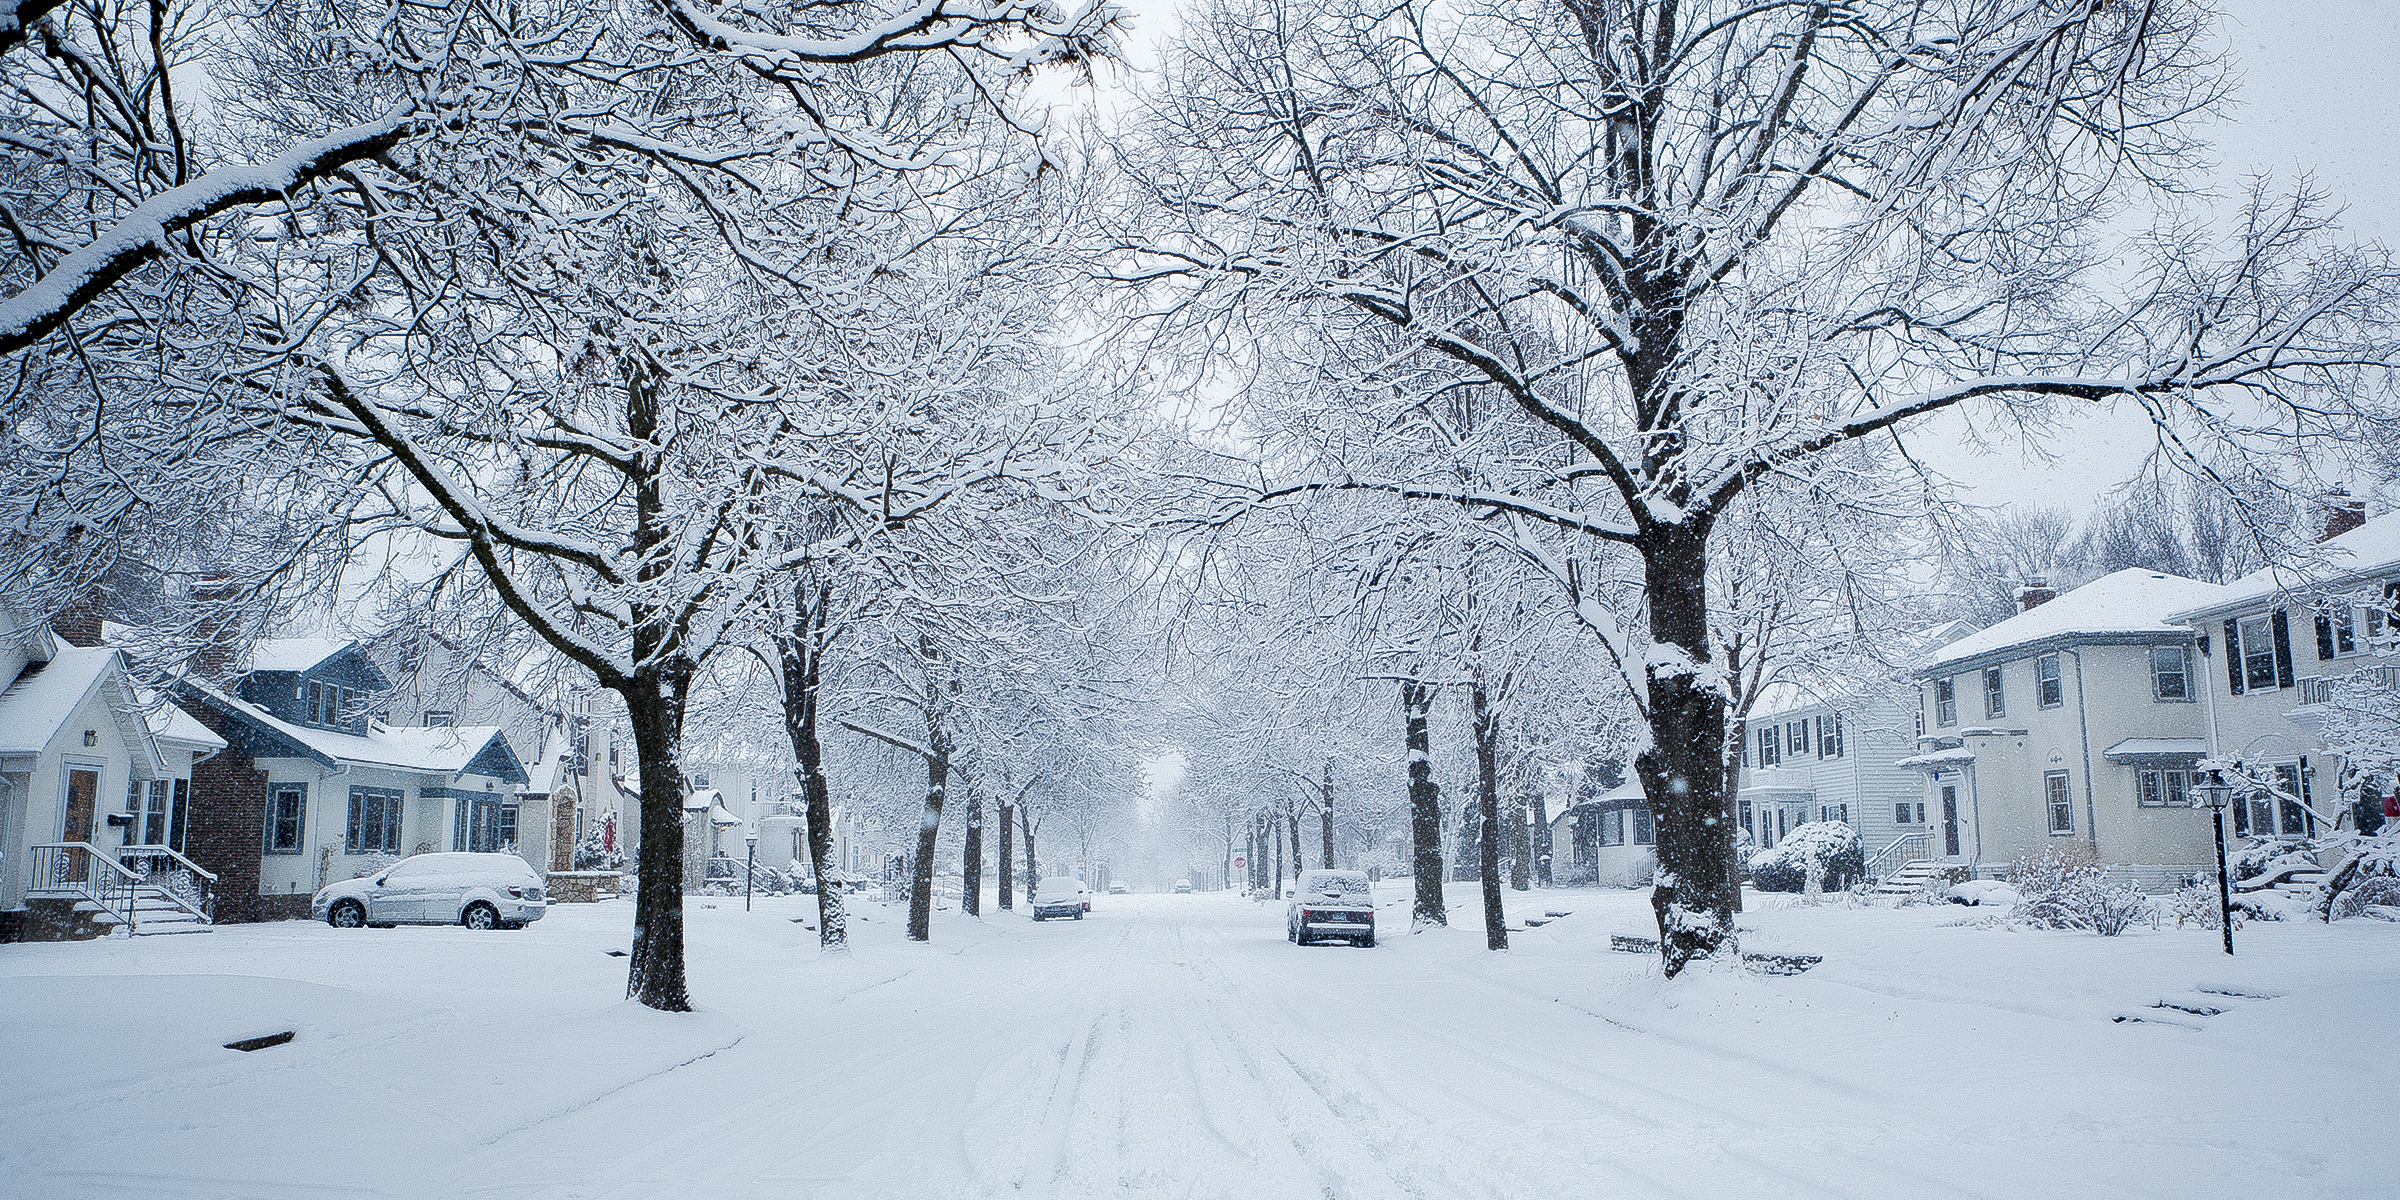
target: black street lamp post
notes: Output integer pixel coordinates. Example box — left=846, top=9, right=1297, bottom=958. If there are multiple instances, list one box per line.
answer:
left=2196, top=765, right=2236, bottom=956
left=744, top=830, right=759, bottom=913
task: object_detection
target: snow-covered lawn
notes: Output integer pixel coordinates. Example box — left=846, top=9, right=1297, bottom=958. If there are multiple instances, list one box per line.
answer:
left=3, top=884, right=2394, bottom=1199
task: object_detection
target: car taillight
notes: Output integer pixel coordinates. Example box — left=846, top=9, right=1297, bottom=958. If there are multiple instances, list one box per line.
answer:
left=506, top=886, right=525, bottom=898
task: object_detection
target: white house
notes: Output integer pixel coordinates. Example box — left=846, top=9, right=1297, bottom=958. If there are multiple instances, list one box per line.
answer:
left=1899, top=569, right=2231, bottom=891
left=1735, top=684, right=1928, bottom=877
left=1548, top=780, right=1654, bottom=886
left=0, top=607, right=225, bottom=939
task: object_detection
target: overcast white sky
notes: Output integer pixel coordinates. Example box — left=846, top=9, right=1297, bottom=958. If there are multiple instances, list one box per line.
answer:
left=1077, top=0, right=2400, bottom=516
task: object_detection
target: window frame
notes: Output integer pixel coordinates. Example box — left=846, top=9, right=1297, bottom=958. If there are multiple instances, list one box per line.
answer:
left=2238, top=614, right=2279, bottom=691
left=1894, top=801, right=1913, bottom=825
left=345, top=786, right=403, bottom=855
left=1631, top=807, right=1655, bottom=845
left=1757, top=726, right=1780, bottom=767
left=1983, top=665, right=2006, bottom=719
left=423, top=710, right=455, bottom=728
left=2044, top=770, right=2074, bottom=835
left=2137, top=768, right=2192, bottom=808
left=2150, top=645, right=2191, bottom=701
left=2035, top=653, right=2063, bottom=709
left=1933, top=679, right=1957, bottom=727
left=1599, top=808, right=1624, bottom=847
left=264, top=783, right=307, bottom=854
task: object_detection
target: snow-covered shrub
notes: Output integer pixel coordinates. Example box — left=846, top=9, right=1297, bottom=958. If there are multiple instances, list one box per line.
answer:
left=2010, top=845, right=2147, bottom=935
left=1747, top=822, right=1863, bottom=892
left=1945, top=880, right=2019, bottom=907
left=2229, top=838, right=2317, bottom=882
left=2330, top=875, right=2400, bottom=921
left=2166, top=883, right=2243, bottom=932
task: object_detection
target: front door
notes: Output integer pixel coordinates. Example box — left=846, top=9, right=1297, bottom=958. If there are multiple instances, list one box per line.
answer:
left=1940, top=786, right=1962, bottom=857
left=61, top=767, right=99, bottom=844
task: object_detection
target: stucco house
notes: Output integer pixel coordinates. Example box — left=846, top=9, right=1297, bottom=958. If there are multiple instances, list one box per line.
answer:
left=1899, top=569, right=2231, bottom=891
left=174, top=638, right=531, bottom=920
left=0, top=606, right=225, bottom=938
left=2167, top=504, right=2400, bottom=838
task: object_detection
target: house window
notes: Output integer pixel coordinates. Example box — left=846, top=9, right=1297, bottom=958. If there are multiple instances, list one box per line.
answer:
left=1758, top=726, right=1780, bottom=767
left=1786, top=721, right=1808, bottom=756
left=1599, top=809, right=1624, bottom=847
left=2045, top=771, right=2074, bottom=835
left=2036, top=654, right=2062, bottom=708
left=2330, top=606, right=2358, bottom=657
left=690, top=773, right=711, bottom=790
left=304, top=681, right=361, bottom=728
left=2137, top=769, right=2191, bottom=808
left=424, top=711, right=455, bottom=727
left=1820, top=803, right=1847, bottom=825
left=2238, top=615, right=2280, bottom=691
left=1916, top=802, right=1926, bottom=823
left=2151, top=645, right=2190, bottom=701
left=498, top=803, right=519, bottom=849
left=1983, top=666, right=2006, bottom=719
left=455, top=795, right=505, bottom=853
left=1739, top=801, right=1754, bottom=838
left=1934, top=679, right=1956, bottom=726
left=2271, top=762, right=2312, bottom=837
left=265, top=784, right=307, bottom=853
left=1895, top=801, right=1914, bottom=825
left=346, top=786, right=403, bottom=855
left=1631, top=808, right=1654, bottom=845
left=1818, top=714, right=1844, bottom=758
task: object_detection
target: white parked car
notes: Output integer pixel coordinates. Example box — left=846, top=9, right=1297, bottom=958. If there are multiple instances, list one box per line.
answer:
left=314, top=852, right=547, bottom=930
left=1287, top=869, right=1375, bottom=947
left=1029, top=875, right=1086, bottom=921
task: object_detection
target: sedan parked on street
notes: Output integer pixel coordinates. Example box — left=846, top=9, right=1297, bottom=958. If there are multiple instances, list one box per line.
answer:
left=1287, top=869, right=1375, bottom=947
left=314, top=852, right=547, bottom=930
left=1029, top=875, right=1087, bottom=921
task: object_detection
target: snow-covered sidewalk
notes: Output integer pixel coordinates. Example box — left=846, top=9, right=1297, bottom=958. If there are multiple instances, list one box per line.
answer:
left=3, top=884, right=2394, bottom=1199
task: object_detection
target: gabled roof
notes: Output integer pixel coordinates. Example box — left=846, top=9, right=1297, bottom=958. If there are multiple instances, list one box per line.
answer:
left=176, top=678, right=527, bottom=783
left=1919, top=569, right=2227, bottom=676
left=244, top=636, right=355, bottom=673
left=0, top=644, right=168, bottom=769
left=2168, top=511, right=2400, bottom=622
left=138, top=688, right=227, bottom=753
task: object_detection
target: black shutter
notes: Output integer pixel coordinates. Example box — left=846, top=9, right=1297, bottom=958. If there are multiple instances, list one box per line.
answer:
left=2316, top=612, right=2336, bottom=660
left=2271, top=610, right=2296, bottom=689
left=2224, top=619, right=2243, bottom=694
left=346, top=790, right=361, bottom=854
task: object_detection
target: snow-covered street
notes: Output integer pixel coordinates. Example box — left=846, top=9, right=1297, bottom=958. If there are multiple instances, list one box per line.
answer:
left=5, top=886, right=2396, bottom=1200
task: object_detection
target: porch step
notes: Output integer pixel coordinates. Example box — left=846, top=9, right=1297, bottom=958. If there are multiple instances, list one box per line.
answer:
left=2271, top=870, right=2329, bottom=901
left=1870, top=861, right=1950, bottom=896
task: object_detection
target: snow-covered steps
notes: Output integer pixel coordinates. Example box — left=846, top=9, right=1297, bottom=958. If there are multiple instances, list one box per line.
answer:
left=1869, top=860, right=1950, bottom=897
left=2112, top=985, right=2277, bottom=1029
left=127, top=884, right=211, bottom=936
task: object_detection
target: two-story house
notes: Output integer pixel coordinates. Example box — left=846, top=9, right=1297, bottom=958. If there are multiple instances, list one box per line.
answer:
left=2167, top=504, right=2399, bottom=838
left=1735, top=684, right=1928, bottom=877
left=175, top=638, right=530, bottom=920
left=1899, top=569, right=2231, bottom=891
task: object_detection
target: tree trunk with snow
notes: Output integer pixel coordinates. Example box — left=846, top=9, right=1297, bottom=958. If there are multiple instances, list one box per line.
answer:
left=1471, top=679, right=1508, bottom=950
left=1320, top=761, right=1336, bottom=868
left=997, top=801, right=1015, bottom=910
left=1020, top=806, right=1039, bottom=898
left=1530, top=793, right=1551, bottom=887
left=624, top=668, right=694, bottom=1011
left=778, top=579, right=847, bottom=952
left=962, top=785, right=983, bottom=917
left=1404, top=679, right=1446, bottom=928
left=1635, top=532, right=1738, bottom=971
left=1510, top=790, right=1533, bottom=891
left=908, top=732, right=952, bottom=941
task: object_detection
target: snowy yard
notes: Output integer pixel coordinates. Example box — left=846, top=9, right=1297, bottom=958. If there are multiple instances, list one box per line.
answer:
left=4, top=885, right=2396, bottom=1200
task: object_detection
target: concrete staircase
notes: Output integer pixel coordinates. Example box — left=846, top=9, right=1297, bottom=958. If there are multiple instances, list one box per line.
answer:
left=1870, top=860, right=1950, bottom=898
left=127, top=883, right=212, bottom=935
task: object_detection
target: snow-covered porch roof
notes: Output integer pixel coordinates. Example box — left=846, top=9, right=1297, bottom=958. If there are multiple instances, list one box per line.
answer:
left=1895, top=747, right=1976, bottom=772
left=2101, top=737, right=2208, bottom=765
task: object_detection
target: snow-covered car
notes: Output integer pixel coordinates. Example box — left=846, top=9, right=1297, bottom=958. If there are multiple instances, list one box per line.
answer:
left=313, top=852, right=547, bottom=931
left=1173, top=879, right=1193, bottom=894
left=1109, top=881, right=1130, bottom=895
left=1287, top=869, right=1375, bottom=947
left=1029, top=876, right=1086, bottom=921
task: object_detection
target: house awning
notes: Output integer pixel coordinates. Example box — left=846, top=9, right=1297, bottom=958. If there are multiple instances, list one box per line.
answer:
left=2102, top=737, right=2207, bottom=765
left=1896, top=747, right=1976, bottom=771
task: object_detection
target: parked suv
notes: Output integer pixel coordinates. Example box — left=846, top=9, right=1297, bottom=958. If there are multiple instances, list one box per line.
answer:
left=313, top=852, right=547, bottom=930
left=1287, top=869, right=1375, bottom=946
left=1029, top=875, right=1087, bottom=921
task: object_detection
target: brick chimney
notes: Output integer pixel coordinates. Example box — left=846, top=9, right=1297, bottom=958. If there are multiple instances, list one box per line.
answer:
left=188, top=574, right=247, bottom=683
left=2318, top=488, right=2367, bottom=543
left=50, top=592, right=105, bottom=647
left=2017, top=576, right=2057, bottom=612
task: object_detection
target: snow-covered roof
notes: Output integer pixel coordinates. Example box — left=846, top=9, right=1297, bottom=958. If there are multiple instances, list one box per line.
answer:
left=1919, top=569, right=2226, bottom=676
left=709, top=802, right=743, bottom=828
left=684, top=788, right=720, bottom=811
left=139, top=689, right=227, bottom=752
left=243, top=636, right=353, bottom=673
left=0, top=644, right=169, bottom=769
left=2102, top=737, right=2207, bottom=764
left=2168, top=511, right=2400, bottom=622
left=178, top=678, right=525, bottom=781
left=1895, top=747, right=1976, bottom=770
left=1552, top=781, right=1646, bottom=822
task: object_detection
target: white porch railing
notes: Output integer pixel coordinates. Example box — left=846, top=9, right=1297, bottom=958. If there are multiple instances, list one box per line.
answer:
left=1864, top=832, right=1933, bottom=882
left=118, top=844, right=217, bottom=923
left=27, top=842, right=139, bottom=930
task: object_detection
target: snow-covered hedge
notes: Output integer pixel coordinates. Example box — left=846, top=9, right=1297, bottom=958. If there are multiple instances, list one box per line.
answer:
left=1748, top=822, right=1863, bottom=893
left=2011, top=846, right=2148, bottom=936
left=2230, top=838, right=2318, bottom=882
left=2330, top=876, right=2400, bottom=921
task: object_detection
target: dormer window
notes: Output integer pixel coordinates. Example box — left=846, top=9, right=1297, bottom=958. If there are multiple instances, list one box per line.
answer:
left=424, top=710, right=455, bottom=727
left=303, top=680, right=362, bottom=728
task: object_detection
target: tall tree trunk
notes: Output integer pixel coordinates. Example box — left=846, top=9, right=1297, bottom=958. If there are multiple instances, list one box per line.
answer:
left=1288, top=805, right=1304, bottom=877
left=1319, top=761, right=1335, bottom=868
left=907, top=731, right=950, bottom=941
left=1019, top=806, right=1039, bottom=896
left=997, top=800, right=1014, bottom=910
left=1403, top=679, right=1446, bottom=928
left=778, top=580, right=846, bottom=952
left=962, top=781, right=982, bottom=917
left=1510, top=790, right=1532, bottom=891
left=1531, top=792, right=1551, bottom=886
left=1271, top=812, right=1282, bottom=894
left=1723, top=715, right=1748, bottom=915
left=623, top=668, right=692, bottom=1011
left=1637, top=525, right=1737, bottom=974
left=1471, top=679, right=1508, bottom=950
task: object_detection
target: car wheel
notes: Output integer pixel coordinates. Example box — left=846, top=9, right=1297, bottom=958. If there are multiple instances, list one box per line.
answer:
left=329, top=900, right=365, bottom=929
left=462, top=902, right=499, bottom=930
left=1074, top=911, right=1084, bottom=920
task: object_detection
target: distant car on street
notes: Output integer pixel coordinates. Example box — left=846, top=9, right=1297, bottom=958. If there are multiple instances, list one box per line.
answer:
left=1172, top=879, right=1193, bottom=894
left=314, top=852, right=546, bottom=930
left=1029, top=875, right=1087, bottom=921
left=1109, top=881, right=1130, bottom=895
left=1287, top=869, right=1375, bottom=947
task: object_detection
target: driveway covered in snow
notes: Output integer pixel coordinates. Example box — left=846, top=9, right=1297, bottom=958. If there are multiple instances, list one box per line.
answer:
left=4, top=886, right=2394, bottom=1199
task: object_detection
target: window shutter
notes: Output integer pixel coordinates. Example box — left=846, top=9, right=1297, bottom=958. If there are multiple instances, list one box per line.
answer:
left=454, top=798, right=469, bottom=852
left=2224, top=619, right=2243, bottom=694
left=346, top=791, right=361, bottom=854
left=2271, top=610, right=2296, bottom=689
left=2315, top=612, right=2336, bottom=660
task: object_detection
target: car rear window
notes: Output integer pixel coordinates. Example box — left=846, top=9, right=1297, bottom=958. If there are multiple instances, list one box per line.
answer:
left=1300, top=871, right=1371, bottom=901
left=1035, top=878, right=1083, bottom=901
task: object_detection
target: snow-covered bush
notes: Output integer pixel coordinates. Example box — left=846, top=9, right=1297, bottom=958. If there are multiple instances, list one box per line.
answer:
left=2330, top=875, right=2400, bottom=921
left=1747, top=822, right=1863, bottom=892
left=2166, top=883, right=2243, bottom=932
left=2010, top=846, right=2148, bottom=935
left=2229, top=838, right=2317, bottom=882
left=1945, top=880, right=2019, bottom=907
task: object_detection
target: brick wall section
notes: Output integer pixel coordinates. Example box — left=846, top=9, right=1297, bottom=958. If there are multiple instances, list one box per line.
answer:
left=183, top=704, right=278, bottom=923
